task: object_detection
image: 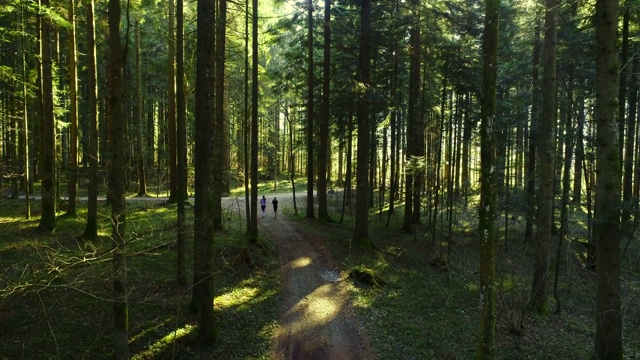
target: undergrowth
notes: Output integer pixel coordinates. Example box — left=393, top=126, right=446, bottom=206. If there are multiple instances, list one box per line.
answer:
left=0, top=197, right=280, bottom=359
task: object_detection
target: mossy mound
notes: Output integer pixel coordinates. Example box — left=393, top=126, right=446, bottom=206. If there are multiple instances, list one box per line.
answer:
left=348, top=265, right=386, bottom=288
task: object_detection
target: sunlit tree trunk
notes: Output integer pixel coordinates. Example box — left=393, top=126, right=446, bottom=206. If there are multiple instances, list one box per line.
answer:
left=478, top=0, right=498, bottom=355
left=66, top=0, right=79, bottom=216
left=306, top=0, right=315, bottom=219
left=531, top=0, right=557, bottom=312
left=593, top=0, right=622, bottom=357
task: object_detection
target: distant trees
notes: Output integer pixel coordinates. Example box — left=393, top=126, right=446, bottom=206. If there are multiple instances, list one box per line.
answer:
left=0, top=0, right=637, bottom=355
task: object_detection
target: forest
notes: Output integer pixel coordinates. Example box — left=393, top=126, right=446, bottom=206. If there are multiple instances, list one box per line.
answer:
left=0, top=0, right=639, bottom=358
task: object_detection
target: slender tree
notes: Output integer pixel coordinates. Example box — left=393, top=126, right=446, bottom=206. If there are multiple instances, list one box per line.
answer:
left=249, top=0, right=259, bottom=241
left=478, top=0, right=498, bottom=355
left=593, top=0, right=622, bottom=357
left=38, top=0, right=56, bottom=231
left=191, top=0, right=216, bottom=343
left=213, top=0, right=227, bottom=230
left=531, top=0, right=557, bottom=312
left=353, top=0, right=372, bottom=247
left=66, top=0, right=78, bottom=216
left=82, top=0, right=99, bottom=240
left=167, top=0, right=177, bottom=203
left=317, top=0, right=331, bottom=221
left=176, top=0, right=188, bottom=285
left=402, top=0, right=421, bottom=231
left=135, top=20, right=148, bottom=197
left=107, top=0, right=129, bottom=355
left=306, top=0, right=315, bottom=219
left=525, top=7, right=541, bottom=243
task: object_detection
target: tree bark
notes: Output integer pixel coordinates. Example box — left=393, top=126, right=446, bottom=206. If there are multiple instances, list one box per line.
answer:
left=176, top=0, right=188, bottom=285
left=66, top=0, right=79, bottom=216
left=317, top=0, right=331, bottom=221
left=191, top=0, right=216, bottom=344
left=249, top=0, right=259, bottom=241
left=478, top=0, right=498, bottom=355
left=353, top=0, right=372, bottom=247
left=593, top=0, right=622, bottom=357
left=38, top=0, right=56, bottom=231
left=107, top=0, right=129, bottom=356
left=531, top=0, right=557, bottom=313
left=83, top=0, right=99, bottom=240
left=213, top=0, right=227, bottom=230
left=167, top=0, right=177, bottom=203
left=306, top=0, right=315, bottom=219
left=135, top=20, right=148, bottom=197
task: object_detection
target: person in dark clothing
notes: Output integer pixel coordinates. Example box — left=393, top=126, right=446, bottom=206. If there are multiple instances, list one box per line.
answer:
left=260, top=195, right=267, bottom=217
left=272, top=197, right=279, bottom=217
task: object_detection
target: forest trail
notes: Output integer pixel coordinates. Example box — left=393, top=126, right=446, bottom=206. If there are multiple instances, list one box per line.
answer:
left=259, top=209, right=373, bottom=360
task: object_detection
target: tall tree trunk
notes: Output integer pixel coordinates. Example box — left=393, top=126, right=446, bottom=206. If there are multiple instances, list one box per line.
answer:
left=107, top=0, right=129, bottom=356
left=478, top=0, right=498, bottom=355
left=135, top=20, right=148, bottom=197
left=572, top=95, right=585, bottom=204
left=167, top=0, right=177, bottom=203
left=462, top=93, right=472, bottom=207
left=249, top=0, right=259, bottom=241
left=317, top=0, right=331, bottom=221
left=620, top=6, right=633, bottom=236
left=353, top=0, right=372, bottom=247
left=213, top=0, right=227, bottom=230
left=403, top=2, right=421, bottom=231
left=191, top=0, right=216, bottom=344
left=306, top=0, right=315, bottom=219
left=525, top=9, right=542, bottom=243
left=20, top=5, right=31, bottom=219
left=39, top=0, right=56, bottom=231
left=67, top=0, right=79, bottom=216
left=176, top=0, right=188, bottom=285
left=243, top=0, right=251, bottom=233
left=83, top=0, right=99, bottom=240
left=531, top=0, right=557, bottom=312
left=593, top=0, right=622, bottom=357
left=617, top=5, right=629, bottom=174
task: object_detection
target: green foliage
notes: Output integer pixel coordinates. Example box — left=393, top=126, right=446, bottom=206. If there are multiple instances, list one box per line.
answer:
left=0, top=199, right=280, bottom=359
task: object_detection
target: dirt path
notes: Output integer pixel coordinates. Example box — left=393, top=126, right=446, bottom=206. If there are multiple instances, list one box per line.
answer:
left=259, top=211, right=373, bottom=360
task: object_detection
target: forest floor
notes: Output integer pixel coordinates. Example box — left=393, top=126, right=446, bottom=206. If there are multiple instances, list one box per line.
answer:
left=258, top=202, right=372, bottom=359
left=2, top=188, right=640, bottom=359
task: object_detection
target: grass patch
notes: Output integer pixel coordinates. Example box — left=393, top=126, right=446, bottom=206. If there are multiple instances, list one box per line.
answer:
left=0, top=198, right=281, bottom=359
left=298, top=198, right=640, bottom=359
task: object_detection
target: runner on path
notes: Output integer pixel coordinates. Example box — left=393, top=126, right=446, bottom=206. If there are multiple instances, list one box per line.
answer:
left=272, top=197, right=279, bottom=217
